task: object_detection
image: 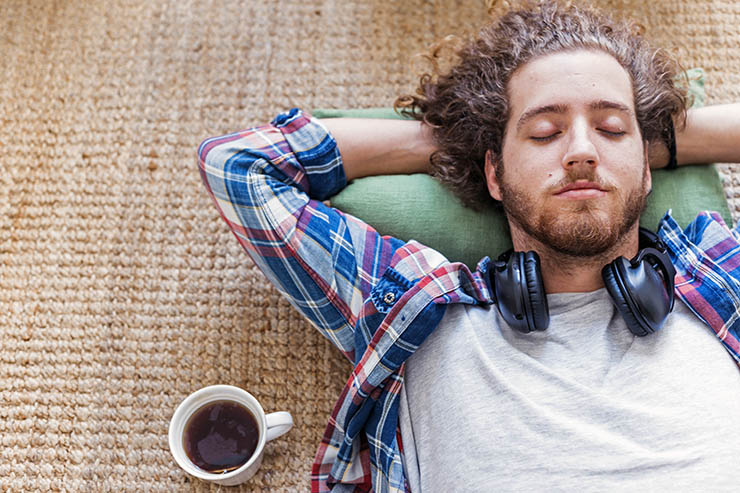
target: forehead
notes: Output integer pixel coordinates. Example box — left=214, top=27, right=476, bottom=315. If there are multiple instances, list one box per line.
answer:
left=507, top=49, right=635, bottom=119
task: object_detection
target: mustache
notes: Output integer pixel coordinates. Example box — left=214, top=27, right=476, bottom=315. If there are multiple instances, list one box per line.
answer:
left=549, top=170, right=616, bottom=192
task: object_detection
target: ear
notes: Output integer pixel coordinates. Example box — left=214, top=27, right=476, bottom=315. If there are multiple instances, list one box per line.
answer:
left=644, top=140, right=652, bottom=191
left=485, top=150, right=503, bottom=201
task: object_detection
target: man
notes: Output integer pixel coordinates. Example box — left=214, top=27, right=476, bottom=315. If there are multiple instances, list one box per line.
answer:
left=198, top=1, right=740, bottom=491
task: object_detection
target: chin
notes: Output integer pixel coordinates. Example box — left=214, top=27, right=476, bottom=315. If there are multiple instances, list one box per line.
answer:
left=538, top=209, right=623, bottom=257
left=502, top=183, right=648, bottom=258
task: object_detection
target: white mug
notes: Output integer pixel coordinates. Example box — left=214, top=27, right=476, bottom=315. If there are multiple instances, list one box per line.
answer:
left=168, top=385, right=293, bottom=486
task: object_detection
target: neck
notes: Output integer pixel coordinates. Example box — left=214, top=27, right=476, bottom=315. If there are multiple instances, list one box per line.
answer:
left=509, top=224, right=641, bottom=294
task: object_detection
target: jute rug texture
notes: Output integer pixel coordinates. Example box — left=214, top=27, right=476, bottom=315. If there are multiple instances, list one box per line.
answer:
left=1, top=1, right=739, bottom=491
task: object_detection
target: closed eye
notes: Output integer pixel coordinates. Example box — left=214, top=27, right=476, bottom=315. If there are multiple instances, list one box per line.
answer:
left=599, top=129, right=626, bottom=137
left=530, top=132, right=561, bottom=142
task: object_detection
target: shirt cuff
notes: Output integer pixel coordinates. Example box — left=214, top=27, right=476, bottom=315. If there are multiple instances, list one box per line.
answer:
left=272, top=108, right=348, bottom=200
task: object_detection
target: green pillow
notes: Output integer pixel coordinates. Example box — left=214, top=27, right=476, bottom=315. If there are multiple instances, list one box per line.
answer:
left=318, top=69, right=731, bottom=268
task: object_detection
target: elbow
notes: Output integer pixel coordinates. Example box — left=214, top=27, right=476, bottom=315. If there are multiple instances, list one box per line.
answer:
left=197, top=136, right=220, bottom=195
left=197, top=135, right=221, bottom=175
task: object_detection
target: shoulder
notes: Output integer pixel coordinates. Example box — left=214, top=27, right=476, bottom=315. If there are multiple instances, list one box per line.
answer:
left=658, top=210, right=740, bottom=262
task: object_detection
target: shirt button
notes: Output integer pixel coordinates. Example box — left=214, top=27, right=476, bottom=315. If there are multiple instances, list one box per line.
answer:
left=383, top=292, right=396, bottom=305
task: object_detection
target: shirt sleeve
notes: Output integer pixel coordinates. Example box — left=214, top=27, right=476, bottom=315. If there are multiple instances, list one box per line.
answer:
left=658, top=210, right=740, bottom=363
left=197, top=108, right=404, bottom=361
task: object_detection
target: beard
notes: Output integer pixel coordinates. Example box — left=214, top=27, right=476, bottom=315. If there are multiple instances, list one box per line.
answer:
left=498, top=161, right=649, bottom=258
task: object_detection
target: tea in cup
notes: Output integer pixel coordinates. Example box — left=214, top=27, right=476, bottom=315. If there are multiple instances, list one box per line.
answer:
left=169, top=385, right=293, bottom=486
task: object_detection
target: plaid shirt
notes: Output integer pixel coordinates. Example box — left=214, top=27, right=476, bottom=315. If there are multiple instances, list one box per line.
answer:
left=198, top=108, right=740, bottom=493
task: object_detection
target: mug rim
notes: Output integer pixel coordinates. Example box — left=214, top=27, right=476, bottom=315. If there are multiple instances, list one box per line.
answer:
left=168, top=384, right=268, bottom=481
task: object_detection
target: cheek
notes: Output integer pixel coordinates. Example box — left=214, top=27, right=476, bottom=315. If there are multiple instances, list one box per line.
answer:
left=611, top=165, right=649, bottom=199
left=616, top=146, right=648, bottom=178
left=502, top=143, right=549, bottom=177
left=600, top=139, right=646, bottom=178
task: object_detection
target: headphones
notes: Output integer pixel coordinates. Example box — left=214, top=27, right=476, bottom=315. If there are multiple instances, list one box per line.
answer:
left=491, top=228, right=676, bottom=337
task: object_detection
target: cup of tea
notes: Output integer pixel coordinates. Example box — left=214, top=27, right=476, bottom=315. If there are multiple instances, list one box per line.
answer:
left=168, top=385, right=293, bottom=486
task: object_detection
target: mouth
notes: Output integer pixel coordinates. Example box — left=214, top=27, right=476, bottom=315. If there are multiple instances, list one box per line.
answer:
left=554, top=181, right=608, bottom=199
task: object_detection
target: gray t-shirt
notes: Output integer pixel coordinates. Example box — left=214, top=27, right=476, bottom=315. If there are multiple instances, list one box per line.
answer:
left=398, top=289, right=740, bottom=492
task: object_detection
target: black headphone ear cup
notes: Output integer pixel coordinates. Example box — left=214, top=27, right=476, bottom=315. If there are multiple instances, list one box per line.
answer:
left=522, top=252, right=549, bottom=331
left=602, top=262, right=650, bottom=337
left=493, top=250, right=550, bottom=333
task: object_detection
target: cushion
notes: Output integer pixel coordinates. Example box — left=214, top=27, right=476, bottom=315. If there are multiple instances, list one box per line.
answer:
left=318, top=68, right=731, bottom=268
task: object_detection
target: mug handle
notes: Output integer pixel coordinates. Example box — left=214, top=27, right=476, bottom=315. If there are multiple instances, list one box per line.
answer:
left=265, top=411, right=294, bottom=442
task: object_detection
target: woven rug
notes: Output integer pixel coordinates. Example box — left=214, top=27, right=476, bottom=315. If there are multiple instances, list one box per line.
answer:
left=1, top=0, right=739, bottom=491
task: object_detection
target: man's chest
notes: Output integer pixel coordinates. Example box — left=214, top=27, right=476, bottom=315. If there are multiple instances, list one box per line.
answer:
left=399, top=295, right=740, bottom=492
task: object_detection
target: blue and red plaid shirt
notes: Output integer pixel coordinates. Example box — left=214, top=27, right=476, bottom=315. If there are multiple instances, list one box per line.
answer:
left=198, top=108, right=740, bottom=493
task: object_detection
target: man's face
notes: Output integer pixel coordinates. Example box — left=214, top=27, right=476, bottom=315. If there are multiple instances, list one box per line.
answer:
left=485, top=49, right=650, bottom=257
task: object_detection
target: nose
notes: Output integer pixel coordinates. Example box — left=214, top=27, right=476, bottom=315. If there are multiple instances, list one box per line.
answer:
left=562, top=123, right=598, bottom=169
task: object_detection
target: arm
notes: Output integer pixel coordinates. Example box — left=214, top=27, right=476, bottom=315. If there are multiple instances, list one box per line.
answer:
left=320, top=117, right=436, bottom=181
left=676, top=103, right=740, bottom=165
left=649, top=103, right=740, bottom=168
left=198, top=109, right=408, bottom=361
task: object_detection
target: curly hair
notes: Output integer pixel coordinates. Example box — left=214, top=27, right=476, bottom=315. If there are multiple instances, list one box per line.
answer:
left=395, top=0, right=688, bottom=211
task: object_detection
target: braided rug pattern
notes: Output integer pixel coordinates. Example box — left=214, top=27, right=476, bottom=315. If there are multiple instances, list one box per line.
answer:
left=1, top=1, right=738, bottom=491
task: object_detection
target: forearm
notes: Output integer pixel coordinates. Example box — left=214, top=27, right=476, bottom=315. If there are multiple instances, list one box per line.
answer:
left=677, top=104, right=740, bottom=165
left=198, top=110, right=386, bottom=360
left=650, top=104, right=740, bottom=168
left=320, top=118, right=436, bottom=181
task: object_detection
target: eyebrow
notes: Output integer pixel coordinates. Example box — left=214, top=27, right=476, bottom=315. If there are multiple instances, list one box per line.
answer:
left=515, top=100, right=634, bottom=132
